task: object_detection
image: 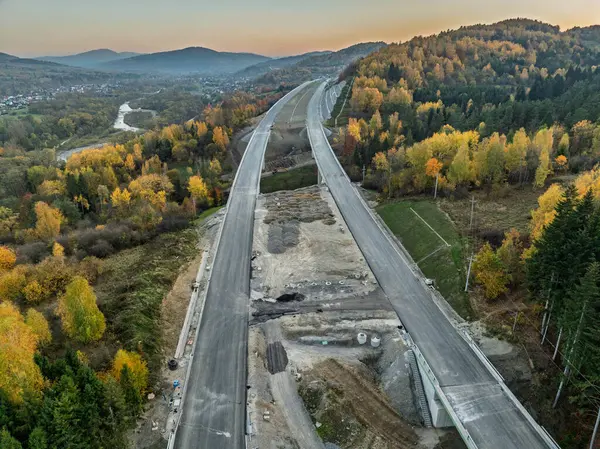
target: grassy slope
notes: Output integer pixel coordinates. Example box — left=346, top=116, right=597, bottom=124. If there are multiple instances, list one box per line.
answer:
left=376, top=200, right=472, bottom=319
left=327, top=80, right=352, bottom=128
left=260, top=164, right=318, bottom=193
left=95, top=209, right=220, bottom=380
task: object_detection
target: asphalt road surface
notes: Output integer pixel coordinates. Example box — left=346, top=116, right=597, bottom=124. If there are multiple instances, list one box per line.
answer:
left=173, top=82, right=311, bottom=449
left=306, top=82, right=557, bottom=449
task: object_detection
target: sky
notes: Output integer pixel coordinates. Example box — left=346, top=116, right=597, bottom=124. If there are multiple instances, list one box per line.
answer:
left=1, top=0, right=600, bottom=57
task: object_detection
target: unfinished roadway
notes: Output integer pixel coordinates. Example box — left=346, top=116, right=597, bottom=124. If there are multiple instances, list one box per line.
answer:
left=306, top=81, right=560, bottom=449
left=172, top=82, right=311, bottom=449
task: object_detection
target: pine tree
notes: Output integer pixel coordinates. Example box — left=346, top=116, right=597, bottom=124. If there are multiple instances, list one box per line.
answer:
left=119, top=366, right=143, bottom=418
left=28, top=427, right=48, bottom=449
left=0, top=429, right=22, bottom=449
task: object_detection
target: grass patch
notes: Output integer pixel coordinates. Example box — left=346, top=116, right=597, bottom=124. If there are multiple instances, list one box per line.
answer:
left=95, top=226, right=199, bottom=381
left=376, top=200, right=473, bottom=319
left=197, top=206, right=222, bottom=221
left=438, top=184, right=541, bottom=235
left=124, top=110, right=155, bottom=129
left=326, top=79, right=352, bottom=127
left=260, top=164, right=317, bottom=193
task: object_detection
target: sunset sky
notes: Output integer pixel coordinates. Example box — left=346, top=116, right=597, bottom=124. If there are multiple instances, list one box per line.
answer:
left=1, top=0, right=599, bottom=57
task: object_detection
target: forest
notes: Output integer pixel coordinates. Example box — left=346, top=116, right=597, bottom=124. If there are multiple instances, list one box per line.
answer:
left=331, top=19, right=600, bottom=444
left=0, top=86, right=286, bottom=448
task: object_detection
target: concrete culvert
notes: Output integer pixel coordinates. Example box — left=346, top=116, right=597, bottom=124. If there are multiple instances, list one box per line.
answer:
left=357, top=333, right=367, bottom=345
left=276, top=292, right=305, bottom=302
left=371, top=335, right=381, bottom=348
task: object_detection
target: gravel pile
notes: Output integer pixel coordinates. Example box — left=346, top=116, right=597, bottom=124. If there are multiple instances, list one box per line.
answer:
left=263, top=187, right=334, bottom=225
left=267, top=220, right=300, bottom=254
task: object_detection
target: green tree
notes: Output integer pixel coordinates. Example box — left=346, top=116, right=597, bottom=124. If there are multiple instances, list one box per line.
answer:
left=28, top=427, right=48, bottom=449
left=0, top=429, right=22, bottom=449
left=119, top=366, right=143, bottom=417
left=497, top=229, right=524, bottom=286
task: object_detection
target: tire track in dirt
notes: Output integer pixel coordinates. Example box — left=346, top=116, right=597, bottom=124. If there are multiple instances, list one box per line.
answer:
left=315, top=359, right=419, bottom=448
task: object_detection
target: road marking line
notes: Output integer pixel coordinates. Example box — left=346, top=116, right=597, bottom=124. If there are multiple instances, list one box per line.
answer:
left=410, top=207, right=451, bottom=247
left=289, top=86, right=311, bottom=124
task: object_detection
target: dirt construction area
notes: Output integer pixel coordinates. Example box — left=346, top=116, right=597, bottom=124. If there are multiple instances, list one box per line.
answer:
left=246, top=185, right=462, bottom=449
left=263, top=82, right=318, bottom=172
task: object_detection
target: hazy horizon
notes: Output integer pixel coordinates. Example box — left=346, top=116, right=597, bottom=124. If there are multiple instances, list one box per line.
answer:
left=1, top=0, right=599, bottom=58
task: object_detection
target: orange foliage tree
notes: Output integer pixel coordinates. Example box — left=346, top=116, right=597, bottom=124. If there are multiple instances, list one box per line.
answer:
left=0, top=246, right=16, bottom=271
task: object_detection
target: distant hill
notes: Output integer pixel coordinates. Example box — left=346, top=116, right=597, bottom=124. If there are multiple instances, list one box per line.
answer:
left=296, top=42, right=386, bottom=70
left=0, top=52, right=17, bottom=62
left=236, top=51, right=332, bottom=78
left=253, top=42, right=387, bottom=85
left=102, top=46, right=271, bottom=75
left=37, top=49, right=141, bottom=68
left=0, top=53, right=119, bottom=96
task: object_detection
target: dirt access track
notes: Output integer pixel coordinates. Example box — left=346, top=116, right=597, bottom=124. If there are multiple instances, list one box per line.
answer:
left=263, top=82, right=319, bottom=172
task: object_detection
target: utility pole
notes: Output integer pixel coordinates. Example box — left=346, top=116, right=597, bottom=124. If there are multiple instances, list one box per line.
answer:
left=469, top=195, right=476, bottom=232
left=464, top=195, right=476, bottom=293
left=362, top=164, right=366, bottom=185
left=512, top=312, right=520, bottom=334
left=590, top=406, right=600, bottom=449
left=464, top=254, right=474, bottom=292
left=552, top=328, right=563, bottom=360
left=433, top=174, right=439, bottom=199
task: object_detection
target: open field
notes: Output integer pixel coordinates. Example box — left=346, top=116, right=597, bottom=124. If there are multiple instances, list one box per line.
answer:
left=376, top=200, right=472, bottom=319
left=260, top=164, right=318, bottom=193
left=124, top=110, right=155, bottom=129
left=438, top=185, right=541, bottom=237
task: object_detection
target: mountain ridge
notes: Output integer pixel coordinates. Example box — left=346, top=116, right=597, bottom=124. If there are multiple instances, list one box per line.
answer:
left=37, top=49, right=142, bottom=68
left=102, top=46, right=271, bottom=75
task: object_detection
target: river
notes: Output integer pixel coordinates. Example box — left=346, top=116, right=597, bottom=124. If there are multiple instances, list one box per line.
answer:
left=57, top=101, right=156, bottom=161
left=113, top=102, right=156, bottom=132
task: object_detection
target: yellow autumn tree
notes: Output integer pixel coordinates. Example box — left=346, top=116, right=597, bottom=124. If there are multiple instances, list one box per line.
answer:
left=347, top=118, right=362, bottom=143
left=0, top=302, right=44, bottom=403
left=124, top=153, right=136, bottom=171
left=57, top=276, right=106, bottom=343
left=472, top=242, right=509, bottom=300
left=132, top=143, right=143, bottom=162
left=0, top=246, right=16, bottom=271
left=530, top=183, right=565, bottom=240
left=34, top=202, right=64, bottom=241
left=25, top=308, right=51, bottom=346
left=188, top=175, right=211, bottom=207
left=23, top=280, right=44, bottom=304
left=111, top=349, right=149, bottom=395
left=534, top=147, right=552, bottom=188
left=212, top=127, right=230, bottom=152
left=0, top=267, right=27, bottom=301
left=372, top=152, right=389, bottom=172
left=52, top=242, right=65, bottom=258
left=111, top=187, right=131, bottom=208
